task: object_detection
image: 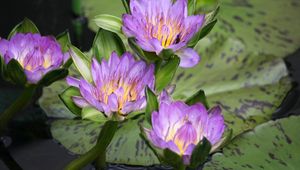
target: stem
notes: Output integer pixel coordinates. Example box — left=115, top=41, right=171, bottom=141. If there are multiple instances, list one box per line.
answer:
left=95, top=152, right=106, bottom=170
left=64, top=121, right=119, bottom=170
left=0, top=85, right=37, bottom=134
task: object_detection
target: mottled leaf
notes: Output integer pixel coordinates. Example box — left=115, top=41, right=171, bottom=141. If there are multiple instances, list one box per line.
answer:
left=51, top=118, right=160, bottom=165
left=204, top=116, right=300, bottom=170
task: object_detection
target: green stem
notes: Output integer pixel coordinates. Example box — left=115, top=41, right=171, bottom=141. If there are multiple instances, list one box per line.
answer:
left=64, top=121, right=119, bottom=170
left=121, top=0, right=130, bottom=14
left=0, top=85, right=37, bottom=134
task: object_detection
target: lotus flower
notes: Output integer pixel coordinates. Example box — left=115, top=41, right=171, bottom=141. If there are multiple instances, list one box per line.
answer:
left=144, top=101, right=225, bottom=164
left=66, top=52, right=155, bottom=119
left=122, top=0, right=205, bottom=68
left=0, top=33, right=67, bottom=83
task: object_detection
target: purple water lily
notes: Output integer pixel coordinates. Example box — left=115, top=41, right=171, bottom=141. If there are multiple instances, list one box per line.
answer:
left=122, top=0, right=205, bottom=68
left=0, top=33, right=67, bottom=83
left=66, top=52, right=155, bottom=119
left=144, top=101, right=225, bottom=164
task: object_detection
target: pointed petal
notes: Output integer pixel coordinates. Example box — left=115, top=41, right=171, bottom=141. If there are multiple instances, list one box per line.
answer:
left=72, top=96, right=90, bottom=108
left=176, top=48, right=200, bottom=68
left=66, top=76, right=80, bottom=87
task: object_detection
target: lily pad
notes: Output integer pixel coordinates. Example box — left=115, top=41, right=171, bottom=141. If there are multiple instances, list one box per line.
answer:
left=172, top=35, right=292, bottom=137
left=51, top=117, right=160, bottom=165
left=213, top=0, right=300, bottom=57
left=51, top=119, right=102, bottom=154
left=204, top=116, right=300, bottom=170
left=39, top=81, right=75, bottom=119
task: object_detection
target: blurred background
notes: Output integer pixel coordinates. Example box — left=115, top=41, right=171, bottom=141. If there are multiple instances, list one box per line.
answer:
left=0, top=0, right=299, bottom=169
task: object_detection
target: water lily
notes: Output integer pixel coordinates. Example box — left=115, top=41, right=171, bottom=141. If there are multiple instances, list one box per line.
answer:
left=0, top=33, right=67, bottom=84
left=66, top=52, right=155, bottom=119
left=144, top=100, right=225, bottom=164
left=122, top=0, right=205, bottom=67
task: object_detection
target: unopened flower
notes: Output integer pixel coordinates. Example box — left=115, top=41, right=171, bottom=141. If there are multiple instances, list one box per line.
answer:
left=122, top=0, right=205, bottom=67
left=144, top=101, right=225, bottom=164
left=67, top=52, right=155, bottom=119
left=0, top=33, right=67, bottom=83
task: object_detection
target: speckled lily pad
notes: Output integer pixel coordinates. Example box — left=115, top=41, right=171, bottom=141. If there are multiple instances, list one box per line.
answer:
left=213, top=0, right=300, bottom=57
left=172, top=35, right=292, bottom=137
left=204, top=116, right=300, bottom=170
left=51, top=117, right=160, bottom=165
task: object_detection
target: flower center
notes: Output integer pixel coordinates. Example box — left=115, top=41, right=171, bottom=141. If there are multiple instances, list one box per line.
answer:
left=100, top=79, right=138, bottom=112
left=146, top=17, right=182, bottom=48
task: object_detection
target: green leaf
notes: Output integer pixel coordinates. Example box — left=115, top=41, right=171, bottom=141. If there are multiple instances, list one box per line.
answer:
left=162, top=149, right=184, bottom=168
left=51, top=119, right=102, bottom=154
left=145, top=87, right=158, bottom=125
left=204, top=116, right=300, bottom=170
left=6, top=59, right=27, bottom=85
left=128, top=38, right=146, bottom=60
left=94, top=14, right=123, bottom=35
left=0, top=55, right=6, bottom=80
left=128, top=38, right=160, bottom=62
left=56, top=31, right=71, bottom=52
left=188, top=20, right=218, bottom=47
left=82, top=107, right=108, bottom=123
left=189, top=137, right=212, bottom=169
left=92, top=29, right=126, bottom=61
left=39, top=80, right=76, bottom=119
left=159, top=49, right=174, bottom=60
left=195, top=0, right=219, bottom=13
left=204, top=6, right=220, bottom=24
left=38, top=69, right=68, bottom=87
left=185, top=89, right=209, bottom=109
left=210, top=129, right=232, bottom=152
left=59, top=86, right=81, bottom=116
left=155, top=56, right=180, bottom=92
left=121, top=0, right=130, bottom=13
left=8, top=18, right=39, bottom=39
left=199, top=20, right=218, bottom=39
left=69, top=44, right=92, bottom=82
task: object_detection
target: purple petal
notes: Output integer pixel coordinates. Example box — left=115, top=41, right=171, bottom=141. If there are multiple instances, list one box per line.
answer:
left=205, top=106, right=225, bottom=145
left=182, top=15, right=205, bottom=41
left=72, top=96, right=90, bottom=108
left=182, top=155, right=191, bottom=165
left=146, top=129, right=168, bottom=149
left=149, top=38, right=163, bottom=54
left=66, top=76, right=80, bottom=87
left=91, top=58, right=102, bottom=87
left=63, top=51, right=70, bottom=64
left=158, top=90, right=172, bottom=104
left=166, top=141, right=181, bottom=155
left=173, top=122, right=197, bottom=154
left=24, top=69, right=43, bottom=84
left=176, top=48, right=200, bottom=68
left=170, top=0, right=188, bottom=19
left=79, top=79, right=103, bottom=111
left=184, top=143, right=196, bottom=156
left=122, top=97, right=146, bottom=114
left=107, top=93, right=119, bottom=112
left=152, top=111, right=167, bottom=139
left=0, top=38, right=9, bottom=57
left=108, top=52, right=120, bottom=68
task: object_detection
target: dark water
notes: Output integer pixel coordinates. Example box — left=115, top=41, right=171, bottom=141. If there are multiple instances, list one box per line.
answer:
left=0, top=0, right=299, bottom=170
